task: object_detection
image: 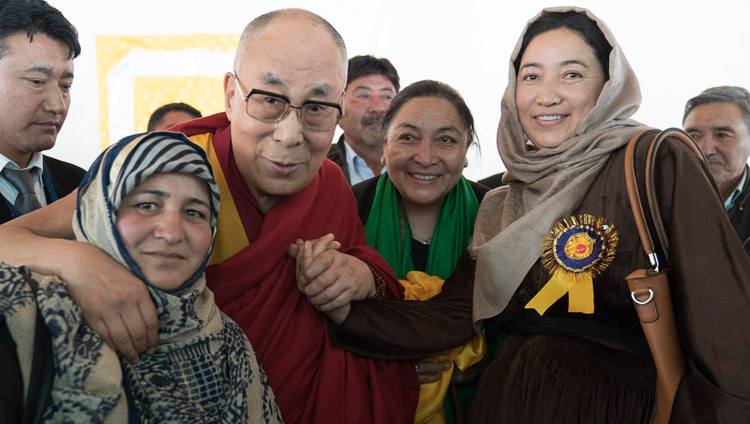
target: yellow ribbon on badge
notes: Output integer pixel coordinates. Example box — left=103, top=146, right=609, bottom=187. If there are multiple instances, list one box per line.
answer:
left=525, top=268, right=595, bottom=315
left=525, top=214, right=617, bottom=316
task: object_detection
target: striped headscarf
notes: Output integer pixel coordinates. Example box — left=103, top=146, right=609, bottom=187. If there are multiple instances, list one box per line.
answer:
left=1, top=132, right=280, bottom=423
left=74, top=131, right=220, bottom=292
left=37, top=131, right=281, bottom=422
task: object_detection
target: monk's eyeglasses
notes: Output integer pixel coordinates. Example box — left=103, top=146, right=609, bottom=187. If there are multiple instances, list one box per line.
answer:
left=233, top=72, right=342, bottom=132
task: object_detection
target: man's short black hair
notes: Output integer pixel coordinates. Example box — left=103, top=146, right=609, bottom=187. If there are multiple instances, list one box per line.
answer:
left=0, top=0, right=81, bottom=60
left=147, top=102, right=203, bottom=132
left=346, top=55, right=400, bottom=92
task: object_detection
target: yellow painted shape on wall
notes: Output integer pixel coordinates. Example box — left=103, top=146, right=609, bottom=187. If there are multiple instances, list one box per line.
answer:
left=133, top=76, right=224, bottom=132
left=96, top=34, right=239, bottom=149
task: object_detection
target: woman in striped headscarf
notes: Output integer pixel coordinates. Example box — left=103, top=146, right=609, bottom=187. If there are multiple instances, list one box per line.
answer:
left=0, top=132, right=282, bottom=423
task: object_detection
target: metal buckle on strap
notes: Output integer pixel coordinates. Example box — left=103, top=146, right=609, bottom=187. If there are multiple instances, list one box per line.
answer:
left=631, top=288, right=654, bottom=305
left=648, top=252, right=660, bottom=272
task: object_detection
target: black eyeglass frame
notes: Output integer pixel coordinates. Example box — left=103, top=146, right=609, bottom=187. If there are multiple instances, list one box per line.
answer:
left=233, top=72, right=343, bottom=132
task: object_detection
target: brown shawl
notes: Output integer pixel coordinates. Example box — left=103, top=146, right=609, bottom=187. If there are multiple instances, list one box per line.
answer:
left=472, top=6, right=648, bottom=326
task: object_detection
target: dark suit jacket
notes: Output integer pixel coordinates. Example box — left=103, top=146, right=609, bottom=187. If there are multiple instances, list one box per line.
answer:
left=478, top=172, right=506, bottom=189
left=326, top=134, right=351, bottom=184
left=727, top=165, right=750, bottom=255
left=0, top=155, right=86, bottom=224
left=0, top=154, right=85, bottom=422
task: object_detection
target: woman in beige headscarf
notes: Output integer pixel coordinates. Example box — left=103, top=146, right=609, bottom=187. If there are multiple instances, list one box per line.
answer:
left=326, top=7, right=750, bottom=423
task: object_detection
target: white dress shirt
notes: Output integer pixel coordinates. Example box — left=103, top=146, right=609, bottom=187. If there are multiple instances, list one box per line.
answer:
left=344, top=140, right=385, bottom=185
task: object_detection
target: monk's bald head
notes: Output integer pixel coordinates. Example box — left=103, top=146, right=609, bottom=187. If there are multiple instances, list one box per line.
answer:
left=234, top=9, right=347, bottom=75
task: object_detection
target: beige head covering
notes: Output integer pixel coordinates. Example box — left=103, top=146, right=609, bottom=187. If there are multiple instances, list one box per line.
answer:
left=472, top=6, right=648, bottom=328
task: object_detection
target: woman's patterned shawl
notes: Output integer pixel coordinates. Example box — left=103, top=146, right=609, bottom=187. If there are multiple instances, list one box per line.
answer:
left=1, top=132, right=282, bottom=423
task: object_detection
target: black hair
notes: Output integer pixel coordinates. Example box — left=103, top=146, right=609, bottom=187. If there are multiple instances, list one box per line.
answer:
left=382, top=80, right=476, bottom=146
left=346, top=55, right=400, bottom=92
left=514, top=11, right=611, bottom=80
left=0, top=0, right=80, bottom=60
left=147, top=102, right=202, bottom=132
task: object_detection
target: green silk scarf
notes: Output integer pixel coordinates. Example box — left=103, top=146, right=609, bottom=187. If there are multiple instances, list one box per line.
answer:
left=364, top=173, right=479, bottom=279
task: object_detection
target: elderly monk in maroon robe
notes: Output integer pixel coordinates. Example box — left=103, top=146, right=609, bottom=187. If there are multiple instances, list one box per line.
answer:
left=0, top=9, right=418, bottom=424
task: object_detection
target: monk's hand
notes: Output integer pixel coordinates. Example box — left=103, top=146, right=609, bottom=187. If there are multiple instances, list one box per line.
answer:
left=60, top=243, right=158, bottom=364
left=415, top=352, right=452, bottom=384
left=286, top=234, right=341, bottom=264
left=288, top=233, right=341, bottom=286
left=295, top=245, right=375, bottom=312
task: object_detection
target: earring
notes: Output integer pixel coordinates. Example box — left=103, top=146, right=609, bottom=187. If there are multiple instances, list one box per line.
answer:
left=380, top=155, right=386, bottom=165
left=464, top=158, right=469, bottom=168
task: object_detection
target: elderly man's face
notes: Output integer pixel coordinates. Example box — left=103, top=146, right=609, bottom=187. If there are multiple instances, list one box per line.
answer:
left=0, top=33, right=74, bottom=167
left=684, top=102, right=750, bottom=198
left=224, top=17, right=345, bottom=212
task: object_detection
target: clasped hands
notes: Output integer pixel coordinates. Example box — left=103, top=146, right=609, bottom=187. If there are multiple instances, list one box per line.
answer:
left=287, top=233, right=375, bottom=323
left=287, top=234, right=456, bottom=385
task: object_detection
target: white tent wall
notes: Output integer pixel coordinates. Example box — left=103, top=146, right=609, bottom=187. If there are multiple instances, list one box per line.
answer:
left=47, top=0, right=750, bottom=180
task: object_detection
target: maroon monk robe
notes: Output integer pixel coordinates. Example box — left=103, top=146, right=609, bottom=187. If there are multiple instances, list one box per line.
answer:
left=173, top=113, right=419, bottom=423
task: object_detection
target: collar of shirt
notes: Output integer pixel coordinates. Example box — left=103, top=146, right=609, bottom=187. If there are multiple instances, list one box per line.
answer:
left=0, top=152, right=47, bottom=207
left=725, top=167, right=748, bottom=211
left=343, top=138, right=385, bottom=185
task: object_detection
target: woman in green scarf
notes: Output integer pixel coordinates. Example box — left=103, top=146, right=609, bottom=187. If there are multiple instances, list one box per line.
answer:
left=354, top=80, right=485, bottom=280
left=352, top=80, right=489, bottom=424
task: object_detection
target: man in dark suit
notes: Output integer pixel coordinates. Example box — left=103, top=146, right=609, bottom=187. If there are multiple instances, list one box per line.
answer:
left=0, top=1, right=85, bottom=421
left=0, top=0, right=86, bottom=225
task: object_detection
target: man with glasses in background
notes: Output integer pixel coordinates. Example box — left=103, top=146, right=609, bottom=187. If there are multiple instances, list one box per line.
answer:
left=0, top=8, right=418, bottom=424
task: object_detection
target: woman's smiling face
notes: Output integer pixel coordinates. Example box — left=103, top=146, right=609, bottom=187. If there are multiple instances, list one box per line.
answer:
left=383, top=96, right=469, bottom=210
left=515, top=27, right=606, bottom=149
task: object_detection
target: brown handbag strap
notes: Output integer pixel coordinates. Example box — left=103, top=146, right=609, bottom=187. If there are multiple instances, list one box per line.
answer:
left=624, top=129, right=658, bottom=261
left=624, top=128, right=705, bottom=267
left=624, top=128, right=699, bottom=424
left=644, top=129, right=705, bottom=254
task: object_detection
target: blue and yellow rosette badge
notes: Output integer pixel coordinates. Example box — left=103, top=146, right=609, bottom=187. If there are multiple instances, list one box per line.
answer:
left=525, top=214, right=618, bottom=315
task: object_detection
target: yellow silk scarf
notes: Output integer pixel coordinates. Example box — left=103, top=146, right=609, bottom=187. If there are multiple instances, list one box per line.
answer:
left=401, top=271, right=486, bottom=424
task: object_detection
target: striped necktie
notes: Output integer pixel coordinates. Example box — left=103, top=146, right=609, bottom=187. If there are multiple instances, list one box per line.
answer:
left=2, top=167, right=43, bottom=214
